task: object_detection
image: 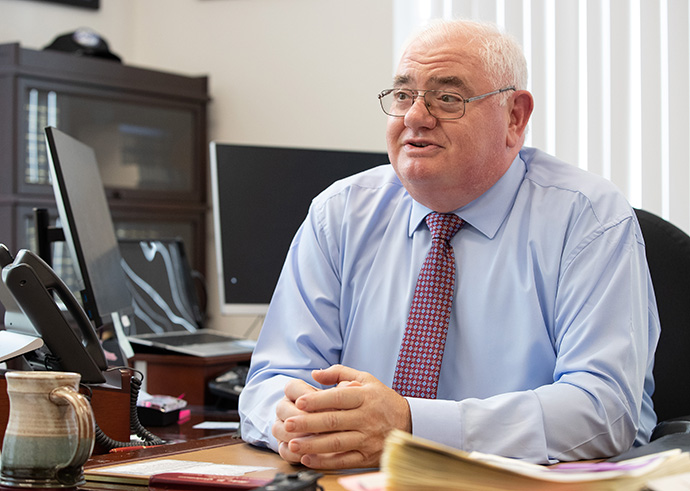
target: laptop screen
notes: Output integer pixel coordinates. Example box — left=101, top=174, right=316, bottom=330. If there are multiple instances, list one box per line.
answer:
left=118, top=238, right=204, bottom=335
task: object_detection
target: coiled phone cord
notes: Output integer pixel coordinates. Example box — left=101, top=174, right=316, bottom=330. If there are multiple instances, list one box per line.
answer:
left=82, top=368, right=165, bottom=451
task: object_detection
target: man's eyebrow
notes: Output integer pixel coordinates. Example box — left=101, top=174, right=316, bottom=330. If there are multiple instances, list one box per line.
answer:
left=393, top=75, right=410, bottom=87
left=392, top=75, right=470, bottom=92
left=429, top=76, right=470, bottom=92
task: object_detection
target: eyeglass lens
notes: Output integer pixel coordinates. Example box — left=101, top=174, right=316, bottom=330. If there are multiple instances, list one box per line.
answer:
left=380, top=89, right=465, bottom=119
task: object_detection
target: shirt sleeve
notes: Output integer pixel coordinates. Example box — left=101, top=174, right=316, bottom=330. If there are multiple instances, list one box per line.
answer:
left=238, top=206, right=344, bottom=452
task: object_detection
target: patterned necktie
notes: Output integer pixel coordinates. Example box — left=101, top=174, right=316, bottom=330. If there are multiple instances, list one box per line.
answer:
left=392, top=212, right=464, bottom=399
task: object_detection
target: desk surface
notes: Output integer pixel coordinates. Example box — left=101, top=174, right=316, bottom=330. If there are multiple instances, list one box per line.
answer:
left=83, top=407, right=359, bottom=491
left=85, top=438, right=353, bottom=491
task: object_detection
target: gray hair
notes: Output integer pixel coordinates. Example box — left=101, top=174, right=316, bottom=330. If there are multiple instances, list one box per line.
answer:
left=409, top=18, right=528, bottom=92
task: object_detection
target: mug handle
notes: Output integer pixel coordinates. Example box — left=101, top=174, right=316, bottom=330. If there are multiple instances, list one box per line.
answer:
left=49, top=386, right=96, bottom=472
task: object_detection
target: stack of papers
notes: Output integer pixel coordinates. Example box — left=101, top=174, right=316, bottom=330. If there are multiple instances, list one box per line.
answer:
left=375, top=430, right=690, bottom=490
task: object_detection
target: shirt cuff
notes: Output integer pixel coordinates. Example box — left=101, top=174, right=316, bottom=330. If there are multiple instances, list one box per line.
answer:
left=406, top=397, right=463, bottom=449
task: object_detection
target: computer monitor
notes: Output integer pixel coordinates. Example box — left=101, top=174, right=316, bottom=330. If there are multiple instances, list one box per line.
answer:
left=44, top=126, right=136, bottom=338
left=209, top=143, right=389, bottom=316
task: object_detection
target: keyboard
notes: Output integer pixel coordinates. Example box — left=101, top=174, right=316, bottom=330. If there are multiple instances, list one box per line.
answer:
left=147, top=332, right=238, bottom=346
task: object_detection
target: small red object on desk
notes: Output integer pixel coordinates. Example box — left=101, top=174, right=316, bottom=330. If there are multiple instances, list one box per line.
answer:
left=109, top=445, right=149, bottom=453
left=148, top=472, right=271, bottom=489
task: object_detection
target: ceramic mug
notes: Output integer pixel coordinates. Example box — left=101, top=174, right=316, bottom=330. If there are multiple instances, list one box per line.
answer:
left=0, top=371, right=95, bottom=488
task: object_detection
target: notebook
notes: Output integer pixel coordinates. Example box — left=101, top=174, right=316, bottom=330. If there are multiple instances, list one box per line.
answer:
left=118, top=238, right=255, bottom=357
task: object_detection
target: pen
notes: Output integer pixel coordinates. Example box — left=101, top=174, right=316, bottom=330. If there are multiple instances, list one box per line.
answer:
left=109, top=445, right=148, bottom=453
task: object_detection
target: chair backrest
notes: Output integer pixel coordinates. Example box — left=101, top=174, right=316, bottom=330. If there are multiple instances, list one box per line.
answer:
left=635, top=208, right=690, bottom=422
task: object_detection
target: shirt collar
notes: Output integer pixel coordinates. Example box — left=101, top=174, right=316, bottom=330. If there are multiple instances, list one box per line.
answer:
left=408, top=153, right=526, bottom=239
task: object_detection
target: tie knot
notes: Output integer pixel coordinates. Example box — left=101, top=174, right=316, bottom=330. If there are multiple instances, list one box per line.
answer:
left=426, top=212, right=463, bottom=242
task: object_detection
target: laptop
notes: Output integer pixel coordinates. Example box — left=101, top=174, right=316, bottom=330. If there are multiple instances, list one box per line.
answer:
left=45, top=126, right=253, bottom=358
left=118, top=238, right=255, bottom=357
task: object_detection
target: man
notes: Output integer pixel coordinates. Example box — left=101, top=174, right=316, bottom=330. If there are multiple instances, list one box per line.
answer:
left=238, top=18, right=659, bottom=469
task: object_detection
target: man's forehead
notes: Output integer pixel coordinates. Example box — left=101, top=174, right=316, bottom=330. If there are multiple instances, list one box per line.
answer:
left=394, top=37, right=482, bottom=91
left=393, top=74, right=472, bottom=93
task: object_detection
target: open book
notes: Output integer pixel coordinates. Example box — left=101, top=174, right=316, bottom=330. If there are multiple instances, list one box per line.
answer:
left=380, top=430, right=690, bottom=491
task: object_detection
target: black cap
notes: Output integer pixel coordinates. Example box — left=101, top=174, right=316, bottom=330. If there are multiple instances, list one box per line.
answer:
left=44, top=28, right=122, bottom=63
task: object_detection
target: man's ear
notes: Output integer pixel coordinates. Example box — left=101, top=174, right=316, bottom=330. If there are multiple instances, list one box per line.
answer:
left=506, top=90, right=534, bottom=148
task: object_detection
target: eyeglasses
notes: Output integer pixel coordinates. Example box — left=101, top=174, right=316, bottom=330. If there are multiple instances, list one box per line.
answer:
left=377, top=86, right=516, bottom=120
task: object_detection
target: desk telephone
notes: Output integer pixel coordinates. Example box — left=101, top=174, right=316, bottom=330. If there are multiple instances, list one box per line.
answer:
left=0, top=245, right=106, bottom=384
left=0, top=245, right=163, bottom=450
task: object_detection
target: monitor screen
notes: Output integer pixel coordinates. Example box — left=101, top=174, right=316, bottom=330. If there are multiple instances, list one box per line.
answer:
left=118, top=238, right=204, bottom=334
left=45, top=126, right=135, bottom=334
left=209, top=143, right=389, bottom=315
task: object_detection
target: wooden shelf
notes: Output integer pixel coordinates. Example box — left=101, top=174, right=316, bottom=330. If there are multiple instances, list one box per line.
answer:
left=133, top=352, right=252, bottom=406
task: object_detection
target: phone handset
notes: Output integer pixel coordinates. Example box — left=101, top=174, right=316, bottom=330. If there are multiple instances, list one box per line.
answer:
left=2, top=249, right=107, bottom=384
left=0, top=245, right=37, bottom=335
left=0, top=244, right=13, bottom=268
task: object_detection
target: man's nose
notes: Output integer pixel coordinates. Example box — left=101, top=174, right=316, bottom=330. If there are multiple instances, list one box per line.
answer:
left=404, top=95, right=437, bottom=128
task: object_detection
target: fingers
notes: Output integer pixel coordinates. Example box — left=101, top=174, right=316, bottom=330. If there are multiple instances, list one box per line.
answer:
left=311, top=364, right=369, bottom=386
left=284, top=377, right=318, bottom=403
left=275, top=383, right=365, bottom=458
left=288, top=432, right=381, bottom=469
left=276, top=391, right=301, bottom=420
left=295, top=365, right=370, bottom=413
left=285, top=400, right=365, bottom=435
left=273, top=380, right=320, bottom=449
left=273, top=416, right=309, bottom=447
left=272, top=367, right=411, bottom=469
left=295, top=383, right=364, bottom=413
left=277, top=441, right=303, bottom=465
left=276, top=381, right=317, bottom=421
left=288, top=431, right=361, bottom=456
left=338, top=380, right=363, bottom=388
left=301, top=450, right=372, bottom=470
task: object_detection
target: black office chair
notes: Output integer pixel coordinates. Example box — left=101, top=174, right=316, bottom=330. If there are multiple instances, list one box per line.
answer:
left=634, top=208, right=690, bottom=439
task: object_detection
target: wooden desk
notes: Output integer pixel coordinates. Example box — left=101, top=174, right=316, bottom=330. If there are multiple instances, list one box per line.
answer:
left=133, top=352, right=251, bottom=406
left=82, top=404, right=363, bottom=490
left=84, top=435, right=355, bottom=491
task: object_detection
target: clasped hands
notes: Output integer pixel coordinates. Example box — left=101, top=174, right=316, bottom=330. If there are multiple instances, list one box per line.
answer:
left=272, top=364, right=412, bottom=469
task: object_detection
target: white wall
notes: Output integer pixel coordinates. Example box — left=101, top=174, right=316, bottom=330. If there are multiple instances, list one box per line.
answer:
left=0, top=0, right=394, bottom=338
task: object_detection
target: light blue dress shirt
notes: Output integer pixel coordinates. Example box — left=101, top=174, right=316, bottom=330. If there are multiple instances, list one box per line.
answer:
left=238, top=146, right=660, bottom=464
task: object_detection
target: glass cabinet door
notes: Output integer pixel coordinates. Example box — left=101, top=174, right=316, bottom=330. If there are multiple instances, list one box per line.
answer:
left=18, top=206, right=199, bottom=297
left=20, top=79, right=201, bottom=200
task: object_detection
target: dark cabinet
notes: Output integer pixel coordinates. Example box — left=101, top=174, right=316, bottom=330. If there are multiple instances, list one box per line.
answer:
left=0, top=43, right=209, bottom=311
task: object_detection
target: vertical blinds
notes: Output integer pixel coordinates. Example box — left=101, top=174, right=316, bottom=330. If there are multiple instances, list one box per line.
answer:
left=393, top=0, right=690, bottom=233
